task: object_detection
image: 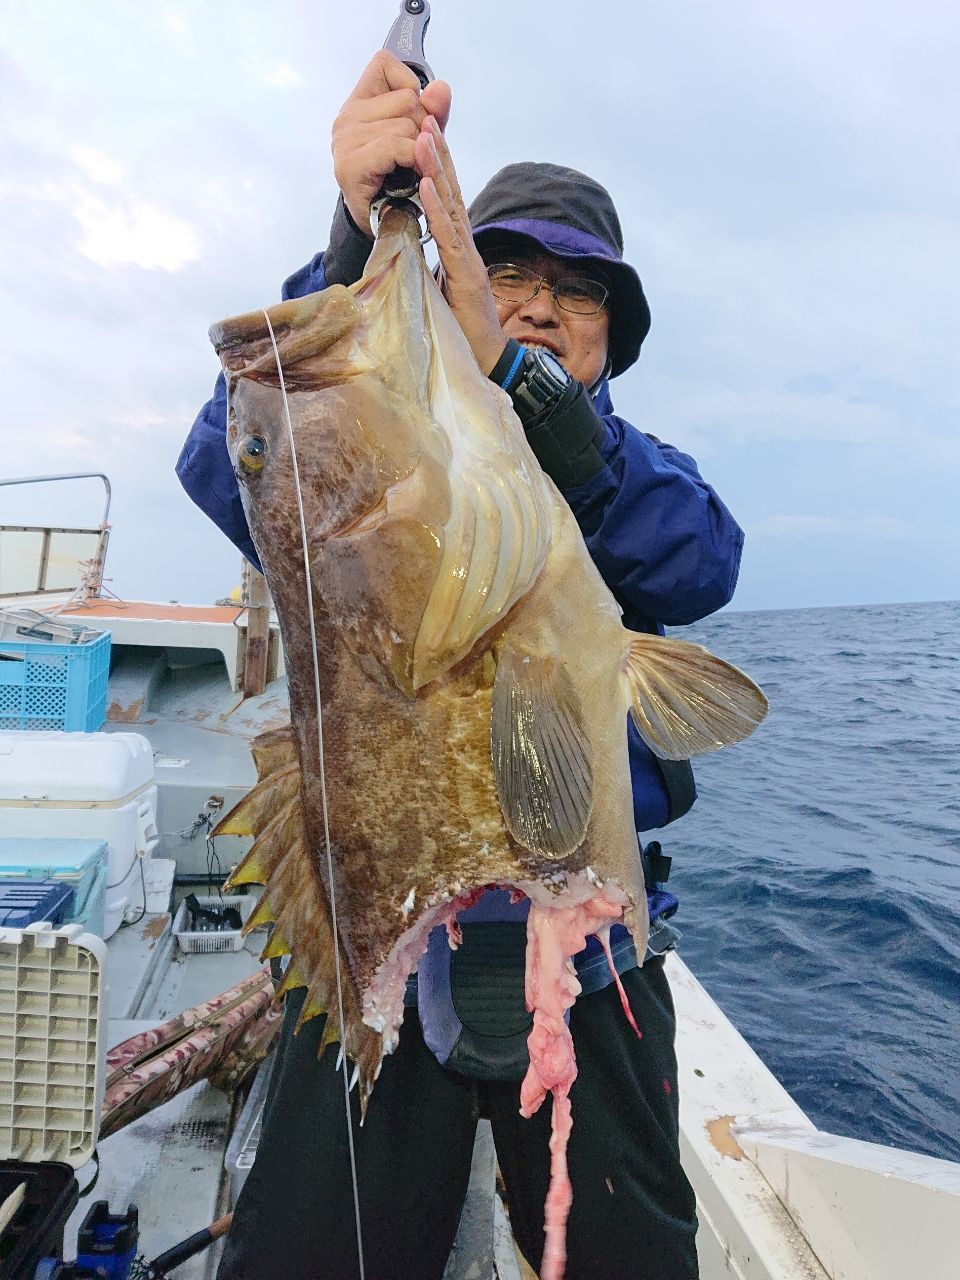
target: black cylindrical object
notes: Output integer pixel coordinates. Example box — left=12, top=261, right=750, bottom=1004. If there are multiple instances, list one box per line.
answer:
left=0, top=1160, right=78, bottom=1280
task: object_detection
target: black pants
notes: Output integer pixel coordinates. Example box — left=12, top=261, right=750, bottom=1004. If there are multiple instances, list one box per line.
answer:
left=217, top=957, right=699, bottom=1280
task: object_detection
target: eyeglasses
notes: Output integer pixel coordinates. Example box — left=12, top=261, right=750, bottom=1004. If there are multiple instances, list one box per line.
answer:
left=485, top=263, right=609, bottom=316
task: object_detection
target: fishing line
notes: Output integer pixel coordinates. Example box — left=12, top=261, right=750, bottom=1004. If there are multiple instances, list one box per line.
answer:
left=262, top=309, right=366, bottom=1280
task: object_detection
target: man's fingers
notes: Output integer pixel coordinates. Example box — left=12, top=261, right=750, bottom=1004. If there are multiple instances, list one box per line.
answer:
left=419, top=176, right=459, bottom=257
left=416, top=128, right=470, bottom=249
left=416, top=135, right=458, bottom=231
left=420, top=174, right=507, bottom=375
left=420, top=80, right=452, bottom=132
left=441, top=149, right=469, bottom=217
left=336, top=134, right=419, bottom=206
left=424, top=116, right=463, bottom=204
left=357, top=135, right=419, bottom=180
left=350, top=116, right=420, bottom=148
left=347, top=58, right=450, bottom=128
left=418, top=158, right=473, bottom=271
left=415, top=132, right=445, bottom=194
left=347, top=51, right=423, bottom=101
left=353, top=87, right=426, bottom=127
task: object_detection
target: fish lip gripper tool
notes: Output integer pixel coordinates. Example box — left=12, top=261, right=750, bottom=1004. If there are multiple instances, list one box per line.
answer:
left=376, top=0, right=435, bottom=205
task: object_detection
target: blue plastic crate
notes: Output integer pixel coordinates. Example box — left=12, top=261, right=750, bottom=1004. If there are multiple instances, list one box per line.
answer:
left=0, top=878, right=75, bottom=928
left=0, top=631, right=111, bottom=732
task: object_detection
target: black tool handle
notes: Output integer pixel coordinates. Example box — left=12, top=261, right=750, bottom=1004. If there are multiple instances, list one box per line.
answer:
left=147, top=1212, right=234, bottom=1276
left=378, top=0, right=434, bottom=202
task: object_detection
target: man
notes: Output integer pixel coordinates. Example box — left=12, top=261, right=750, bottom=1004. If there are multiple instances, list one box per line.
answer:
left=178, top=52, right=743, bottom=1280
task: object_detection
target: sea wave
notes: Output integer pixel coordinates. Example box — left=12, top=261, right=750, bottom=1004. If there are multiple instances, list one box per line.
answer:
left=664, top=598, right=960, bottom=1163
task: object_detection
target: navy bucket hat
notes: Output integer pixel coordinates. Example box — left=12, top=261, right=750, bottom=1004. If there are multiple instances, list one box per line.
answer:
left=468, top=163, right=651, bottom=378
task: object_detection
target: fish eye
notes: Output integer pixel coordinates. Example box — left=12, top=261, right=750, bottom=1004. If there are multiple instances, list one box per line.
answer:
left=238, top=435, right=267, bottom=473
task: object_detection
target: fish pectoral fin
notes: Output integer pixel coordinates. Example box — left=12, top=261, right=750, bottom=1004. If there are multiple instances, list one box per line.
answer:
left=491, top=642, right=594, bottom=858
left=620, top=632, right=768, bottom=760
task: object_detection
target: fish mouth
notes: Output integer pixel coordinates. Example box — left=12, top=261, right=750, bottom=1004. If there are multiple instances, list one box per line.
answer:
left=360, top=871, right=639, bottom=1057
left=361, top=870, right=642, bottom=1269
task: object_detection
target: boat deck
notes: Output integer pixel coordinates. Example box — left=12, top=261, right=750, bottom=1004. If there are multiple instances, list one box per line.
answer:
left=42, top=900, right=960, bottom=1280
left=63, top=909, right=527, bottom=1279
left=59, top=911, right=259, bottom=1277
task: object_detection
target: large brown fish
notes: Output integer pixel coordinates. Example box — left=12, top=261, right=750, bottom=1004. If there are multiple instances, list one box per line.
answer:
left=211, top=203, right=765, bottom=1274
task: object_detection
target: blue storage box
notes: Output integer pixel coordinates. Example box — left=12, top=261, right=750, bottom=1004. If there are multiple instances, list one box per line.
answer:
left=0, top=878, right=74, bottom=928
left=0, top=631, right=111, bottom=732
left=0, top=839, right=108, bottom=937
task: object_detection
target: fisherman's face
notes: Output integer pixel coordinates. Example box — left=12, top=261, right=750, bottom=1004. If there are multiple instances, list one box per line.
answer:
left=481, top=244, right=611, bottom=389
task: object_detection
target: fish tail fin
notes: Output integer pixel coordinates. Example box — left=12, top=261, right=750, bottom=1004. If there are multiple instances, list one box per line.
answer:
left=620, top=632, right=768, bottom=760
left=215, top=723, right=383, bottom=1101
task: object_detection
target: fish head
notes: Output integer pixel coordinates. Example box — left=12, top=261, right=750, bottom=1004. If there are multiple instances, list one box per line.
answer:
left=210, top=268, right=455, bottom=695
left=210, top=206, right=551, bottom=698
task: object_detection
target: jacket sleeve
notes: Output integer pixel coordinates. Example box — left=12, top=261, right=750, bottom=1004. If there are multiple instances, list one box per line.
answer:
left=558, top=413, right=743, bottom=627
left=487, top=345, right=742, bottom=628
left=175, top=371, right=263, bottom=571
left=496, top=367, right=744, bottom=627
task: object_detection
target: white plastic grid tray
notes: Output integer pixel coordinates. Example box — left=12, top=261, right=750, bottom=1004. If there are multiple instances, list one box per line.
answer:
left=0, top=922, right=107, bottom=1167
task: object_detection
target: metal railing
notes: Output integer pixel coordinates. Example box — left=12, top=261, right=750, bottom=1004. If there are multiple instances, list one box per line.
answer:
left=0, top=472, right=111, bottom=600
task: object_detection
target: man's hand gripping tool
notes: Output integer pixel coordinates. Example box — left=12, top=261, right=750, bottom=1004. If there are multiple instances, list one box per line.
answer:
left=373, top=0, right=434, bottom=231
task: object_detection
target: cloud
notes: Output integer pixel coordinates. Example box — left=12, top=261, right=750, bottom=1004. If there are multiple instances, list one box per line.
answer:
left=73, top=193, right=201, bottom=270
left=0, top=164, right=201, bottom=273
left=69, top=145, right=124, bottom=185
left=1, top=0, right=957, bottom=609
left=653, top=384, right=904, bottom=450
left=159, top=10, right=197, bottom=58
left=750, top=515, right=913, bottom=541
left=40, top=429, right=95, bottom=453
left=261, top=64, right=304, bottom=89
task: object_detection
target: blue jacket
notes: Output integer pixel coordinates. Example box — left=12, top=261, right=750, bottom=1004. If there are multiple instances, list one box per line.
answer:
left=177, top=245, right=744, bottom=933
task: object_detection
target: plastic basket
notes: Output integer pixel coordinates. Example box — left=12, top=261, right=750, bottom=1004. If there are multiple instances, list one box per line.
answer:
left=172, top=894, right=254, bottom=955
left=0, top=840, right=108, bottom=940
left=69, top=862, right=107, bottom=938
left=0, top=631, right=111, bottom=732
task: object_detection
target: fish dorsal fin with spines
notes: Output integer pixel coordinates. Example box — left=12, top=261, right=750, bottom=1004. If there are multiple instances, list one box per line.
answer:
left=490, top=641, right=594, bottom=858
left=620, top=632, right=768, bottom=760
left=214, top=724, right=383, bottom=1106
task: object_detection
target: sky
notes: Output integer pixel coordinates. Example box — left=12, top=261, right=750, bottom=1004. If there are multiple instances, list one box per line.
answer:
left=0, top=0, right=957, bottom=613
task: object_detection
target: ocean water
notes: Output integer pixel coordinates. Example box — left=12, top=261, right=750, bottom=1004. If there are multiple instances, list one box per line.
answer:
left=663, top=598, right=960, bottom=1164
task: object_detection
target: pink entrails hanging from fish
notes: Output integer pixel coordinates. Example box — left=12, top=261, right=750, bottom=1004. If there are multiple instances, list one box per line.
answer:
left=521, top=896, right=633, bottom=1280
left=597, top=924, right=643, bottom=1040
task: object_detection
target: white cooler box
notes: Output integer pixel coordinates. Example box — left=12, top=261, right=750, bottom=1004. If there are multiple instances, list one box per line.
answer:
left=0, top=731, right=159, bottom=939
